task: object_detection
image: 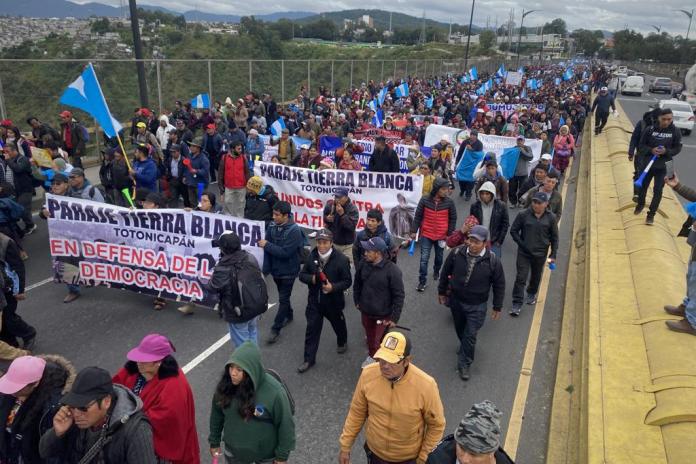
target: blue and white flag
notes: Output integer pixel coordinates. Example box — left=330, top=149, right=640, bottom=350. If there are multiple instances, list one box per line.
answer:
left=368, top=98, right=379, bottom=112
left=191, top=93, right=210, bottom=109
left=59, top=63, right=122, bottom=138
left=270, top=117, right=287, bottom=137
left=495, top=64, right=506, bottom=78
left=559, top=116, right=566, bottom=127
left=377, top=87, right=389, bottom=106
left=425, top=95, right=434, bottom=109
left=554, top=77, right=561, bottom=86
left=455, top=149, right=485, bottom=182
left=484, top=79, right=493, bottom=91
left=461, top=75, right=470, bottom=84
left=372, top=109, right=384, bottom=128
left=499, top=147, right=521, bottom=180
left=582, top=84, right=589, bottom=93
left=563, top=68, right=574, bottom=81
left=521, top=87, right=527, bottom=99
left=395, top=82, right=409, bottom=98
left=526, top=79, right=537, bottom=90
left=517, top=67, right=525, bottom=74
left=468, top=67, right=478, bottom=81
left=582, top=71, right=588, bottom=80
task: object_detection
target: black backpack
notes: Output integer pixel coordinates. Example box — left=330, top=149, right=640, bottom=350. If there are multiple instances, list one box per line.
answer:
left=231, top=254, right=268, bottom=321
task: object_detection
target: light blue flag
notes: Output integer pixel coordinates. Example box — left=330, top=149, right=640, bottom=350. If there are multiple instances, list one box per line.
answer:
left=499, top=146, right=521, bottom=180
left=456, top=149, right=485, bottom=182
left=468, top=67, right=478, bottom=81
left=582, top=84, right=590, bottom=92
left=496, top=64, right=506, bottom=78
left=563, top=68, right=574, bottom=81
left=191, top=93, right=210, bottom=109
left=559, top=116, right=566, bottom=127
left=395, top=82, right=409, bottom=98
left=554, top=77, right=561, bottom=86
left=582, top=71, right=588, bottom=80
left=377, top=87, right=389, bottom=106
left=517, top=66, right=525, bottom=74
left=425, top=95, right=434, bottom=109
left=484, top=79, right=493, bottom=91
left=526, top=79, right=536, bottom=90
left=461, top=75, right=470, bottom=84
left=59, top=63, right=122, bottom=138
left=270, top=117, right=286, bottom=137
left=368, top=98, right=378, bottom=112
left=372, top=109, right=384, bottom=128
left=520, top=87, right=527, bottom=99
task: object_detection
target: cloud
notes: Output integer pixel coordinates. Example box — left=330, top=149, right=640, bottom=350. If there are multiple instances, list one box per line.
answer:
left=73, top=0, right=695, bottom=35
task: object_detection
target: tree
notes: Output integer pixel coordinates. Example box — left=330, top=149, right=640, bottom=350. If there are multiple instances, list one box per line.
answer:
left=90, top=18, right=111, bottom=35
left=271, top=19, right=295, bottom=41
left=613, top=29, right=645, bottom=60
left=542, top=18, right=567, bottom=36
left=479, top=30, right=496, bottom=50
left=571, top=29, right=602, bottom=56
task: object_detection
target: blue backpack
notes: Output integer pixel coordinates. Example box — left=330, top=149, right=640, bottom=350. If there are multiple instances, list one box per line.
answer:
left=0, top=235, right=19, bottom=295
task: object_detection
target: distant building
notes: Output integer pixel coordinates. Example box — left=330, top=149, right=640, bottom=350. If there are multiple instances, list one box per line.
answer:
left=449, top=33, right=479, bottom=44
left=361, top=15, right=374, bottom=28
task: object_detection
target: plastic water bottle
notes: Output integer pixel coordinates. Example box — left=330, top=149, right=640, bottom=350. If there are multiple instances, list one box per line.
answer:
left=547, top=258, right=556, bottom=270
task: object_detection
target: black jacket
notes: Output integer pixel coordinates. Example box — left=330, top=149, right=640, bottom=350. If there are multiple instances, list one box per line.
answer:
left=510, top=207, right=559, bottom=259
left=353, top=257, right=405, bottom=322
left=0, top=355, right=75, bottom=464
left=39, top=385, right=155, bottom=464
left=438, top=247, right=505, bottom=308
left=7, top=154, right=34, bottom=196
left=368, top=146, right=400, bottom=173
left=208, top=250, right=264, bottom=323
left=426, top=434, right=514, bottom=464
left=352, top=223, right=396, bottom=264
left=637, top=123, right=683, bottom=170
left=244, top=186, right=278, bottom=224
left=323, top=199, right=359, bottom=246
left=164, top=155, right=186, bottom=183
left=298, top=247, right=352, bottom=310
left=109, top=159, right=133, bottom=191
left=469, top=200, right=510, bottom=246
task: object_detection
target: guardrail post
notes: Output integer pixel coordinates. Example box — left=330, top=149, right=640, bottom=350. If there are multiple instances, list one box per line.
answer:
left=281, top=60, right=285, bottom=102
left=331, top=60, right=334, bottom=95
left=366, top=60, right=370, bottom=83
left=156, top=60, right=163, bottom=115
left=350, top=60, right=354, bottom=90
left=0, top=74, right=7, bottom=120
left=405, top=60, right=409, bottom=77
left=249, top=60, right=252, bottom=93
left=207, top=60, right=213, bottom=107
left=393, top=60, right=397, bottom=80
left=381, top=60, right=384, bottom=82
left=307, top=60, right=311, bottom=96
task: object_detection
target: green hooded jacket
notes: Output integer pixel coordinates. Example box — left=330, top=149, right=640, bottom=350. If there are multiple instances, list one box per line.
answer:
left=208, top=342, right=296, bottom=462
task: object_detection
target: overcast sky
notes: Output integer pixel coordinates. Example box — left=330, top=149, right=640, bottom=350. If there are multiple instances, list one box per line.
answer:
left=75, top=0, right=695, bottom=35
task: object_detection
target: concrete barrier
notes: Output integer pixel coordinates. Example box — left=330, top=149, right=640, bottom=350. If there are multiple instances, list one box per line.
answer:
left=547, top=103, right=696, bottom=463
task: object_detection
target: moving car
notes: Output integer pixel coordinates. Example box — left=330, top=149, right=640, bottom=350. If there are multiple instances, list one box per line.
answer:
left=622, top=75, right=644, bottom=96
left=659, top=99, right=695, bottom=135
left=649, top=77, right=674, bottom=94
left=617, top=65, right=628, bottom=74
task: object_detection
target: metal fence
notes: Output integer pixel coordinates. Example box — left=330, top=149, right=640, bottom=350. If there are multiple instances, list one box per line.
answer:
left=0, top=57, right=545, bottom=126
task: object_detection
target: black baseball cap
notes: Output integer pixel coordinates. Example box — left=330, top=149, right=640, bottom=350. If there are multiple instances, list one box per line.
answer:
left=52, top=173, right=69, bottom=184
left=61, top=367, right=114, bottom=408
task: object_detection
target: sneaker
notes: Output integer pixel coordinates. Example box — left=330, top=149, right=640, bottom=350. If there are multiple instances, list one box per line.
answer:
left=361, top=356, right=376, bottom=368
left=297, top=362, right=313, bottom=374
left=337, top=344, right=348, bottom=354
left=24, top=225, right=37, bottom=235
left=266, top=331, right=280, bottom=345
left=632, top=194, right=639, bottom=204
left=458, top=365, right=471, bottom=381
left=416, top=282, right=426, bottom=292
left=510, top=304, right=522, bottom=317
left=282, top=317, right=293, bottom=327
left=177, top=303, right=195, bottom=315
left=525, top=293, right=538, bottom=305
left=63, top=292, right=80, bottom=304
left=633, top=204, right=644, bottom=215
left=646, top=214, right=655, bottom=225
left=433, top=271, right=440, bottom=281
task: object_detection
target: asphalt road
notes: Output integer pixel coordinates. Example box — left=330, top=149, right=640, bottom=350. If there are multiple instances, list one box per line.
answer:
left=14, top=156, right=579, bottom=462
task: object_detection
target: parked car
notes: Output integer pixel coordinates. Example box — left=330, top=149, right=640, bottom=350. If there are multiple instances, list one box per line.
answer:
left=649, top=77, right=674, bottom=93
left=659, top=99, right=695, bottom=135
left=622, top=75, right=644, bottom=96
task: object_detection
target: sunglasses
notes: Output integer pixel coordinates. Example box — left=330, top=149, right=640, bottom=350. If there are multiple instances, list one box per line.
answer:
left=67, top=399, right=97, bottom=413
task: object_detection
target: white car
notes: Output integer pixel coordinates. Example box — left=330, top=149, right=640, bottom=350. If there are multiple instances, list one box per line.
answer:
left=659, top=99, right=695, bottom=135
left=622, top=75, right=644, bottom=96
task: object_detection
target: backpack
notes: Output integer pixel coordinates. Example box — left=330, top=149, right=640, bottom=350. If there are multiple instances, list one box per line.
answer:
left=0, top=198, right=24, bottom=224
left=0, top=235, right=19, bottom=295
left=265, top=368, right=296, bottom=415
left=79, top=124, right=90, bottom=143
left=88, top=185, right=108, bottom=202
left=231, top=254, right=268, bottom=321
left=453, top=245, right=499, bottom=275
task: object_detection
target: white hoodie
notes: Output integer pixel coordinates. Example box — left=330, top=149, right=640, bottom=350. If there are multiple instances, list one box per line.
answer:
left=156, top=115, right=175, bottom=149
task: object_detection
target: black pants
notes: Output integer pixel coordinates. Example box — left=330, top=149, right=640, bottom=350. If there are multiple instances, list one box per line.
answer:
left=209, top=154, right=219, bottom=183
left=449, top=299, right=487, bottom=368
left=635, top=163, right=666, bottom=215
left=303, top=302, right=347, bottom=364
left=458, top=180, right=474, bottom=198
left=512, top=251, right=547, bottom=305
left=168, top=179, right=191, bottom=208
left=1, top=293, right=36, bottom=346
left=271, top=277, right=295, bottom=333
left=595, top=111, right=609, bottom=133
left=509, top=175, right=527, bottom=205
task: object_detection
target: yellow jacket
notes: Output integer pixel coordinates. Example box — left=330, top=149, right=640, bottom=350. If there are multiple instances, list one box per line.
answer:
left=339, top=362, right=446, bottom=463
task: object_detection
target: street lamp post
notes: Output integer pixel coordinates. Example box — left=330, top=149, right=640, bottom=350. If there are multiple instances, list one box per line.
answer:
left=463, top=0, right=476, bottom=72
left=539, top=25, right=544, bottom=64
left=678, top=9, right=694, bottom=41
left=516, top=9, right=538, bottom=68
left=128, top=0, right=149, bottom=108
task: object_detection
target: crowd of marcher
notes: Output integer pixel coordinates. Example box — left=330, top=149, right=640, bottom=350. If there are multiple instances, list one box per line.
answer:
left=0, top=61, right=623, bottom=463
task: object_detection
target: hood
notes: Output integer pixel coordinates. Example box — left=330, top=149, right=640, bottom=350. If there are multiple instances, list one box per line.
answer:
left=159, top=115, right=169, bottom=124
left=478, top=181, right=497, bottom=200
left=109, top=384, right=143, bottom=429
left=226, top=341, right=265, bottom=390
left=38, top=354, right=77, bottom=394
left=430, top=177, right=450, bottom=197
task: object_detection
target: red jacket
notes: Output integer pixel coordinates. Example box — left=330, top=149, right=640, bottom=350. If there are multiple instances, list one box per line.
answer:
left=413, top=195, right=457, bottom=241
left=218, top=153, right=250, bottom=191
left=113, top=368, right=200, bottom=464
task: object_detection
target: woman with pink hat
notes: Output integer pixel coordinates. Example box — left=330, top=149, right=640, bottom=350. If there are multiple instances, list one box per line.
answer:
left=113, top=334, right=200, bottom=464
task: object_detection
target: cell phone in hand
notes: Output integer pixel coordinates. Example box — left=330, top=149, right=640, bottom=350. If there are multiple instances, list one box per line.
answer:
left=666, top=160, right=675, bottom=179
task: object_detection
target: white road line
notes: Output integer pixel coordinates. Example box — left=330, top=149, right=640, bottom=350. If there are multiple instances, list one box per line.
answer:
left=25, top=277, right=54, bottom=292
left=181, top=303, right=277, bottom=374
left=683, top=144, right=696, bottom=149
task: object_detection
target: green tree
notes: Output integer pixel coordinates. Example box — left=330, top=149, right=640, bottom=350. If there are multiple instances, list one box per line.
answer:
left=271, top=19, right=295, bottom=41
left=571, top=29, right=602, bottom=56
left=613, top=29, right=644, bottom=60
left=90, top=18, right=111, bottom=35
left=542, top=18, right=567, bottom=36
left=479, top=30, right=496, bottom=50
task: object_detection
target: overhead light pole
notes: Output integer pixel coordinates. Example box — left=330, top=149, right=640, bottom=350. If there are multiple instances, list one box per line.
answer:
left=677, top=9, right=693, bottom=41
left=128, top=0, right=149, bottom=108
left=516, top=9, right=538, bottom=67
left=463, top=0, right=476, bottom=72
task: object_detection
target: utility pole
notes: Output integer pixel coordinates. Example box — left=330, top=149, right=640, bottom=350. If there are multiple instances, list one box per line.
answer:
left=128, top=0, right=149, bottom=108
left=464, top=0, right=476, bottom=71
left=516, top=9, right=538, bottom=67
left=419, top=11, right=426, bottom=45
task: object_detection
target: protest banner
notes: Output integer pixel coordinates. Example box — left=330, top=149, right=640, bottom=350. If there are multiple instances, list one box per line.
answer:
left=486, top=103, right=546, bottom=118
left=45, top=194, right=264, bottom=308
left=253, top=162, right=422, bottom=238
left=505, top=71, right=523, bottom=86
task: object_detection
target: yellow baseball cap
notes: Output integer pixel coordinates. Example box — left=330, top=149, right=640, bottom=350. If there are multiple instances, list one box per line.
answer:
left=136, top=122, right=147, bottom=128
left=374, top=331, right=410, bottom=364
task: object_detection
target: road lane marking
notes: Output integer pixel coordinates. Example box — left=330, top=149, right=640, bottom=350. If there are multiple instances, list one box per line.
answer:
left=504, top=157, right=574, bottom=459
left=181, top=303, right=277, bottom=374
left=25, top=277, right=54, bottom=292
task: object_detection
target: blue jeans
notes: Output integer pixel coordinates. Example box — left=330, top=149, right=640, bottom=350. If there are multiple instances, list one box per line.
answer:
left=684, top=262, right=696, bottom=329
left=228, top=317, right=259, bottom=347
left=66, top=284, right=80, bottom=295
left=419, top=237, right=444, bottom=284
left=449, top=299, right=487, bottom=368
left=271, top=277, right=295, bottom=333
